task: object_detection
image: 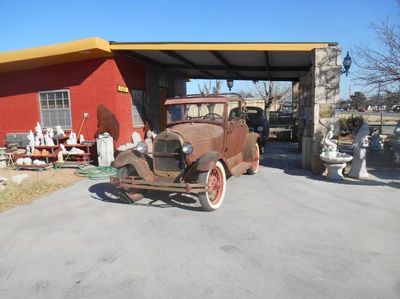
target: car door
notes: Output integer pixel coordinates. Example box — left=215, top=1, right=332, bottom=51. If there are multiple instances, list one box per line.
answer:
left=225, top=100, right=248, bottom=162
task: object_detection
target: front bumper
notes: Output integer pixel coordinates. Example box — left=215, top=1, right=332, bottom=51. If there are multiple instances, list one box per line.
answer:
left=110, top=176, right=208, bottom=193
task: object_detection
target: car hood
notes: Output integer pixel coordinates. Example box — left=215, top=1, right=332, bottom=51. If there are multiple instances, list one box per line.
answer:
left=168, top=123, right=224, bottom=156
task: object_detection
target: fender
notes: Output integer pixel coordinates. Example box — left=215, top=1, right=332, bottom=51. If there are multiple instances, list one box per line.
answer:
left=112, top=150, right=154, bottom=181
left=195, top=151, right=221, bottom=172
left=242, top=132, right=261, bottom=162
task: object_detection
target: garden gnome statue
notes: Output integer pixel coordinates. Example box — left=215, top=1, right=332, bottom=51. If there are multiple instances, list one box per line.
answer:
left=348, top=123, right=370, bottom=178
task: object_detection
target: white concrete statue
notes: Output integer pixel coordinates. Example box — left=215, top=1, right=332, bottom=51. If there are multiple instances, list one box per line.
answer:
left=132, top=132, right=142, bottom=146
left=392, top=123, right=400, bottom=163
left=44, top=134, right=55, bottom=146
left=144, top=130, right=153, bottom=153
left=319, top=124, right=353, bottom=180
left=27, top=130, right=35, bottom=147
left=34, top=136, right=41, bottom=146
left=348, top=123, right=370, bottom=178
left=46, top=127, right=54, bottom=138
left=97, top=132, right=114, bottom=166
left=66, top=131, right=77, bottom=145
left=26, top=145, right=34, bottom=155
left=55, top=126, right=65, bottom=137
left=57, top=144, right=68, bottom=162
left=321, top=125, right=338, bottom=153
left=35, top=122, right=43, bottom=138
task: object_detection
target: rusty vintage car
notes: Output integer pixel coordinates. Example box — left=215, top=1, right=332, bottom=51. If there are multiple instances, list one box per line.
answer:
left=110, top=94, right=262, bottom=211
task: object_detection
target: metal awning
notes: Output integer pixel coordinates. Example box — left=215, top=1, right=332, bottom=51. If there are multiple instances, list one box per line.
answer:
left=110, top=42, right=337, bottom=81
left=0, top=38, right=338, bottom=81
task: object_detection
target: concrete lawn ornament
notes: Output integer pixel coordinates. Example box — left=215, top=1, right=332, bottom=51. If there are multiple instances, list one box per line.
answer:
left=46, top=127, right=54, bottom=138
left=348, top=123, right=370, bottom=178
left=392, top=123, right=400, bottom=163
left=369, top=128, right=382, bottom=151
left=44, top=134, right=55, bottom=146
left=28, top=130, right=35, bottom=146
left=55, top=126, right=65, bottom=137
left=67, top=130, right=77, bottom=145
left=27, top=130, right=35, bottom=154
left=57, top=144, right=68, bottom=163
left=35, top=122, right=43, bottom=138
left=319, top=124, right=353, bottom=180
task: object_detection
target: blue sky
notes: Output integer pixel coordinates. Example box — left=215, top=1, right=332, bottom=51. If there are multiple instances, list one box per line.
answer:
left=0, top=0, right=398, bottom=98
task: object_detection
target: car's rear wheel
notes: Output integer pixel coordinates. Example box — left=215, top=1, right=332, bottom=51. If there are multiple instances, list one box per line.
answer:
left=117, top=165, right=144, bottom=203
left=247, top=143, right=260, bottom=175
left=198, top=161, right=226, bottom=211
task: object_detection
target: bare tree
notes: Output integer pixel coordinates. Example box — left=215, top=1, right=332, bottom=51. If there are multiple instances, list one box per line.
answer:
left=198, top=80, right=223, bottom=95
left=253, top=81, right=291, bottom=110
left=354, top=17, right=400, bottom=92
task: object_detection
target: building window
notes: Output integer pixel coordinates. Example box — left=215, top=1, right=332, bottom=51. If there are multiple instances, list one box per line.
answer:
left=38, top=90, right=72, bottom=128
left=131, top=89, right=146, bottom=127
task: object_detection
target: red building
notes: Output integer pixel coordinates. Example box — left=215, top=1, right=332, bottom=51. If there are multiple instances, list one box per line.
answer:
left=0, top=38, right=186, bottom=147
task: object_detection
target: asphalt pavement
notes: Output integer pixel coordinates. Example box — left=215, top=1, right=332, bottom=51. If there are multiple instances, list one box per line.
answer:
left=0, top=142, right=399, bottom=299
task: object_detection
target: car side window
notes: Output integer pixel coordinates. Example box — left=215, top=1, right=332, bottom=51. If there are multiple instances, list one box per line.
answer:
left=227, top=101, right=241, bottom=120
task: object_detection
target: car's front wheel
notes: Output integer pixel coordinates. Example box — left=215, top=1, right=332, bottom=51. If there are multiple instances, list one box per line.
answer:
left=198, top=161, right=226, bottom=211
left=117, top=165, right=145, bottom=203
left=247, top=143, right=260, bottom=175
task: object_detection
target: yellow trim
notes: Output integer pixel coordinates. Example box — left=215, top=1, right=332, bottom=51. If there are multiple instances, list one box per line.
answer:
left=0, top=37, right=112, bottom=73
left=110, top=42, right=330, bottom=52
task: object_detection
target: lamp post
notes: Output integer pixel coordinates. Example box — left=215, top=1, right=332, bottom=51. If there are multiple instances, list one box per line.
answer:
left=226, top=79, right=234, bottom=91
left=341, top=51, right=352, bottom=76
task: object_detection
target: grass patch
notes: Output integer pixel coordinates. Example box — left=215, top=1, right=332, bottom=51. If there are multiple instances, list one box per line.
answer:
left=0, top=180, right=66, bottom=212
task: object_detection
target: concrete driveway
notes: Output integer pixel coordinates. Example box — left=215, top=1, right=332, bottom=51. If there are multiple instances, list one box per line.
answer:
left=0, top=142, right=399, bottom=299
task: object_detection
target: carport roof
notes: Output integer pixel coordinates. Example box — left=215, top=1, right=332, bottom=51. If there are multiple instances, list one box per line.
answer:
left=0, top=37, right=338, bottom=81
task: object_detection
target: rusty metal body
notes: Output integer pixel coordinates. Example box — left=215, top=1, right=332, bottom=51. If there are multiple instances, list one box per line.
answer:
left=110, top=95, right=261, bottom=196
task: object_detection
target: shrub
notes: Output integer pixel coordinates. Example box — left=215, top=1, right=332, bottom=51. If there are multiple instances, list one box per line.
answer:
left=339, top=115, right=364, bottom=136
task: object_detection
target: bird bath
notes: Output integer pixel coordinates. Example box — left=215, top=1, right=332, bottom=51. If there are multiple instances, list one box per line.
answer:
left=320, top=152, right=353, bottom=180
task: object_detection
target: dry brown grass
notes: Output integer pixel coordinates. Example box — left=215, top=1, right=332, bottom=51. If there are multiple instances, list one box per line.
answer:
left=0, top=168, right=83, bottom=212
left=339, top=112, right=400, bottom=124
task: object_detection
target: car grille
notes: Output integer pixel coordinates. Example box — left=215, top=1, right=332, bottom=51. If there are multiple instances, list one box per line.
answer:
left=154, top=139, right=183, bottom=172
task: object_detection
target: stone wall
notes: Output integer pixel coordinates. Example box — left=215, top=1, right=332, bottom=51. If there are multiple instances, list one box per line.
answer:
left=297, top=46, right=341, bottom=172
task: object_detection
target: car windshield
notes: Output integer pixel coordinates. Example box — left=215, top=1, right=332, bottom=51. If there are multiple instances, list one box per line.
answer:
left=167, top=103, right=225, bottom=124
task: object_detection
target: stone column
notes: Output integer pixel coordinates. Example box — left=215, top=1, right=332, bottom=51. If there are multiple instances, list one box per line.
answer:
left=309, top=46, right=341, bottom=173
left=298, top=71, right=313, bottom=169
left=292, top=82, right=300, bottom=145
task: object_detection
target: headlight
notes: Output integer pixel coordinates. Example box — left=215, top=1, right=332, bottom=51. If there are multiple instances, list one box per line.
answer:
left=257, top=126, right=264, bottom=132
left=135, top=141, right=147, bottom=154
left=182, top=142, right=193, bottom=154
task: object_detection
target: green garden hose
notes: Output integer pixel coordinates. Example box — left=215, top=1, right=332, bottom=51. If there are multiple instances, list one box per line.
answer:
left=75, top=165, right=118, bottom=180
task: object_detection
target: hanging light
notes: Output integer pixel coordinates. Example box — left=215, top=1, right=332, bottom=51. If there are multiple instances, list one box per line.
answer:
left=341, top=51, right=352, bottom=76
left=227, top=79, right=234, bottom=91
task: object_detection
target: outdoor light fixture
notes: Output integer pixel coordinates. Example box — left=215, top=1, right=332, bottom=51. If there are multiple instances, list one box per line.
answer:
left=227, top=79, right=234, bottom=91
left=341, top=51, right=352, bottom=76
